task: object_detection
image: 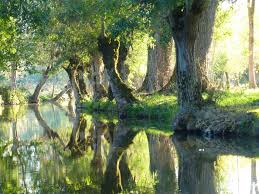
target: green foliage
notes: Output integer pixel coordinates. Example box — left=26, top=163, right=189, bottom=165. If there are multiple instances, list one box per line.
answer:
left=0, top=17, right=17, bottom=66
left=0, top=87, right=27, bottom=105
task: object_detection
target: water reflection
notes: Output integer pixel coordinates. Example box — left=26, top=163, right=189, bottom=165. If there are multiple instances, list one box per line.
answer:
left=1, top=104, right=259, bottom=193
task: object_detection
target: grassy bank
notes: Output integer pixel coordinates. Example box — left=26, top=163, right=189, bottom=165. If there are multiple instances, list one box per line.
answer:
left=82, top=90, right=259, bottom=136
left=83, top=95, right=178, bottom=122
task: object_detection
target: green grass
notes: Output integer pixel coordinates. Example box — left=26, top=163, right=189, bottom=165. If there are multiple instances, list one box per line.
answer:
left=82, top=90, right=259, bottom=135
left=217, top=90, right=259, bottom=107
left=82, top=95, right=178, bottom=123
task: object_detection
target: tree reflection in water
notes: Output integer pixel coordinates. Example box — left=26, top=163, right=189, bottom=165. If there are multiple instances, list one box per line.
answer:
left=101, top=121, right=139, bottom=194
left=1, top=104, right=259, bottom=193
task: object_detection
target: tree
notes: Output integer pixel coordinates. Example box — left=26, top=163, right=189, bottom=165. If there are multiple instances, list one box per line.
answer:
left=166, top=0, right=218, bottom=110
left=141, top=33, right=174, bottom=93
left=248, top=0, right=256, bottom=88
left=97, top=0, right=150, bottom=110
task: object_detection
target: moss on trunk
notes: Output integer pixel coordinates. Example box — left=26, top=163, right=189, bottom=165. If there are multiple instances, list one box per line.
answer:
left=98, top=36, right=136, bottom=111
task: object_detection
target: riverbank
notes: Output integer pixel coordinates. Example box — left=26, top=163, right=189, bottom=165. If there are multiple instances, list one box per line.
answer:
left=82, top=90, right=259, bottom=136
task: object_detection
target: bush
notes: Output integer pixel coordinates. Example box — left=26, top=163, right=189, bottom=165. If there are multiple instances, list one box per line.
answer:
left=0, top=87, right=28, bottom=105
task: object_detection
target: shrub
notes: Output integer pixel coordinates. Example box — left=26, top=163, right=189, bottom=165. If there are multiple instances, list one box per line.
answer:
left=0, top=87, right=28, bottom=105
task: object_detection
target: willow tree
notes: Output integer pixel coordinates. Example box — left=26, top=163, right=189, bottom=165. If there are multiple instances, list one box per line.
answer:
left=0, top=0, right=51, bottom=96
left=139, top=0, right=218, bottom=129
left=47, top=0, right=99, bottom=107
left=166, top=0, right=218, bottom=110
left=97, top=0, right=150, bottom=110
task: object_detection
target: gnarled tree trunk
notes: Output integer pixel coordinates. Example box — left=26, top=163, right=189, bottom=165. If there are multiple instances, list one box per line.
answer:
left=64, top=56, right=83, bottom=108
left=29, top=65, right=52, bottom=104
left=167, top=0, right=218, bottom=130
left=98, top=36, right=136, bottom=111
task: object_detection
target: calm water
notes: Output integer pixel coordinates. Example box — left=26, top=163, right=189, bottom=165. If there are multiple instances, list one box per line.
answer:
left=0, top=104, right=259, bottom=194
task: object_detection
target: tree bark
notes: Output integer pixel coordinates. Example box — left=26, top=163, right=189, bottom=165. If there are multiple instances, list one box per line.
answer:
left=159, top=66, right=177, bottom=94
left=98, top=36, right=136, bottom=110
left=76, top=62, right=88, bottom=97
left=29, top=64, right=52, bottom=104
left=10, top=62, right=17, bottom=89
left=64, top=55, right=82, bottom=107
left=117, top=41, right=130, bottom=82
left=194, top=0, right=217, bottom=92
left=141, top=34, right=174, bottom=93
left=248, top=0, right=257, bottom=88
left=167, top=0, right=217, bottom=111
left=90, top=53, right=107, bottom=101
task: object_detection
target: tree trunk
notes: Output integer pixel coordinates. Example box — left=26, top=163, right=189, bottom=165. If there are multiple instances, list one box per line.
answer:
left=195, top=0, right=218, bottom=91
left=10, top=62, right=17, bottom=89
left=98, top=36, right=136, bottom=110
left=167, top=0, right=218, bottom=130
left=29, top=65, right=52, bottom=104
left=76, top=62, right=88, bottom=97
left=141, top=34, right=174, bottom=93
left=50, top=82, right=71, bottom=102
left=90, top=53, right=107, bottom=101
left=117, top=41, right=130, bottom=82
left=167, top=1, right=216, bottom=109
left=172, top=30, right=203, bottom=110
left=159, top=67, right=177, bottom=94
left=248, top=0, right=257, bottom=88
left=64, top=56, right=82, bottom=107
left=225, top=72, right=230, bottom=89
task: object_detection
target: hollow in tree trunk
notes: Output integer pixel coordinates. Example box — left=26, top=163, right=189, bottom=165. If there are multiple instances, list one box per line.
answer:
left=29, top=65, right=52, bottom=104
left=98, top=36, right=136, bottom=111
left=248, top=0, right=257, bottom=88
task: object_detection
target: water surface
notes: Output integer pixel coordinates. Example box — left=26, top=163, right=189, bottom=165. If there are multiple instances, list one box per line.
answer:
left=0, top=104, right=259, bottom=194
